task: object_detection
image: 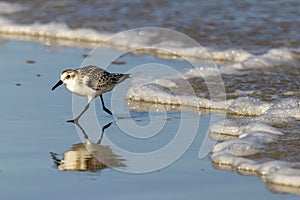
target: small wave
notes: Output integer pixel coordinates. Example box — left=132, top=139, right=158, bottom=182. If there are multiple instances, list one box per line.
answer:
left=0, top=17, right=110, bottom=43
left=0, top=2, right=26, bottom=14
left=209, top=97, right=300, bottom=192
left=0, top=14, right=300, bottom=67
left=126, top=62, right=299, bottom=114
left=127, top=73, right=300, bottom=116
left=126, top=77, right=232, bottom=110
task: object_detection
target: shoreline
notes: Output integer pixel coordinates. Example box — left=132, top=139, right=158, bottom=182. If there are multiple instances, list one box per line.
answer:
left=0, top=39, right=299, bottom=199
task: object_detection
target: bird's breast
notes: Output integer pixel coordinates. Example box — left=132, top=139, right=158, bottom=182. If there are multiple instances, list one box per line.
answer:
left=66, top=82, right=97, bottom=97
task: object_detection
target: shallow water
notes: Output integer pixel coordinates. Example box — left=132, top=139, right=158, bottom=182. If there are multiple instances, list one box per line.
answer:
left=0, top=40, right=299, bottom=199
left=0, top=1, right=300, bottom=199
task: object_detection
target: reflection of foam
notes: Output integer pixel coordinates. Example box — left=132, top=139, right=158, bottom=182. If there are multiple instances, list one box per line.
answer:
left=213, top=161, right=300, bottom=196
left=53, top=142, right=126, bottom=172
left=213, top=158, right=300, bottom=195
left=267, top=182, right=300, bottom=196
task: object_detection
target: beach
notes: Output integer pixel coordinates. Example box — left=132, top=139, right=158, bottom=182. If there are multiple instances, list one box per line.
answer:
left=0, top=39, right=298, bottom=199
left=0, top=1, right=300, bottom=199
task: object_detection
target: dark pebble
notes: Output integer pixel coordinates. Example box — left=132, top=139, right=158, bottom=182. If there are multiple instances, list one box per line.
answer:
left=112, top=61, right=126, bottom=65
left=26, top=60, right=36, bottom=64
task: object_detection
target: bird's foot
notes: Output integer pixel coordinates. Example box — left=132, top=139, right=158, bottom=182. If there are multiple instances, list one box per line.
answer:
left=66, top=118, right=79, bottom=124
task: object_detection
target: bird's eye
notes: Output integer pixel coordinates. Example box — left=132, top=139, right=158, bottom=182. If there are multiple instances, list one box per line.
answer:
left=66, top=75, right=71, bottom=79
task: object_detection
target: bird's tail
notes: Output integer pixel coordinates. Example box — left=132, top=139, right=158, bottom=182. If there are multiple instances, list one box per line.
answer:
left=110, top=73, right=130, bottom=84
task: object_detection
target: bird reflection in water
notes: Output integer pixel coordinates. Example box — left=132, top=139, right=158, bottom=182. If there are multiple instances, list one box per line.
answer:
left=50, top=121, right=126, bottom=172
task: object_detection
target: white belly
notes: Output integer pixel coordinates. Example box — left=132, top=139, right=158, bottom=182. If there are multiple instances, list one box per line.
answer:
left=66, top=82, right=98, bottom=98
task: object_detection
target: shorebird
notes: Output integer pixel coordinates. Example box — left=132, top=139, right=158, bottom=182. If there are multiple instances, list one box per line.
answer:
left=52, top=65, right=129, bottom=123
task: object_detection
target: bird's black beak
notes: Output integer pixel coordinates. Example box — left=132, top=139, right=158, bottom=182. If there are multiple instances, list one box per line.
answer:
left=52, top=80, right=63, bottom=91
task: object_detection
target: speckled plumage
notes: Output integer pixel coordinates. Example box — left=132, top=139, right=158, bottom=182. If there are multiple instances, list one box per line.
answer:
left=52, top=65, right=130, bottom=122
left=78, top=66, right=126, bottom=93
left=56, top=66, right=128, bottom=98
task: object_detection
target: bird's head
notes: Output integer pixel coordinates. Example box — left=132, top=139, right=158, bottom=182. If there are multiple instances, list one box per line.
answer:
left=52, top=69, right=78, bottom=90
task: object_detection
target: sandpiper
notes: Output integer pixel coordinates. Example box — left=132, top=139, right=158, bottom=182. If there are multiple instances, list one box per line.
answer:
left=52, top=65, right=129, bottom=123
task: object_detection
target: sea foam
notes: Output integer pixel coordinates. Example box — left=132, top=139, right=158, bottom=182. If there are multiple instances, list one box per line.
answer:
left=211, top=97, right=300, bottom=189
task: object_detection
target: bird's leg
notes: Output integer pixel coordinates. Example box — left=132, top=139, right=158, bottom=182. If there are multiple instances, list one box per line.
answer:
left=100, top=94, right=112, bottom=115
left=97, top=121, right=113, bottom=144
left=67, top=103, right=90, bottom=123
left=73, top=120, right=89, bottom=140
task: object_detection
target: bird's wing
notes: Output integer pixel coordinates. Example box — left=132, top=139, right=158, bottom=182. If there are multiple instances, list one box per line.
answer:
left=80, top=66, right=129, bottom=92
left=86, top=70, right=111, bottom=91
